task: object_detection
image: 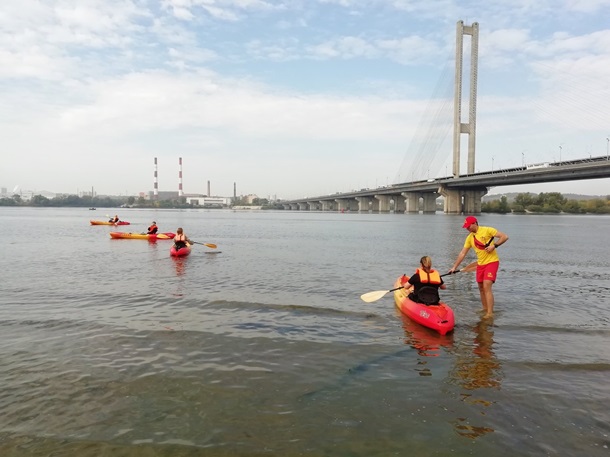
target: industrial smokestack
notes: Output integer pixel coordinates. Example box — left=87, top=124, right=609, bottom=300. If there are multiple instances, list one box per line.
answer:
left=207, top=180, right=210, bottom=197
left=233, top=182, right=236, bottom=199
left=153, top=157, right=158, bottom=200
left=178, top=157, right=183, bottom=197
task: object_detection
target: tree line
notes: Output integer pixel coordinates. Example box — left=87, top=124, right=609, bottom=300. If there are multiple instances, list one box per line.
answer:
left=0, top=194, right=133, bottom=207
left=482, top=192, right=610, bottom=214
left=0, top=194, right=285, bottom=209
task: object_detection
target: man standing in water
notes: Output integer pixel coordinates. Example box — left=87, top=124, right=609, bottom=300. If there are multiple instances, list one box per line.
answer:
left=449, top=216, right=509, bottom=319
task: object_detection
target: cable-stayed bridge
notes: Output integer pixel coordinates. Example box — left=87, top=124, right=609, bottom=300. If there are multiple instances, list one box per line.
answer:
left=283, top=21, right=610, bottom=214
left=282, top=155, right=610, bottom=213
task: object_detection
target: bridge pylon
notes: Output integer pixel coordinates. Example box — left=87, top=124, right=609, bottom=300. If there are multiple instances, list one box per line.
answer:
left=453, top=20, right=479, bottom=178
left=443, top=20, right=481, bottom=213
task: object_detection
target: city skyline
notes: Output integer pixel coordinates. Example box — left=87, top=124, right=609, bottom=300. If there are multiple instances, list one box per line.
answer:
left=1, top=1, right=609, bottom=199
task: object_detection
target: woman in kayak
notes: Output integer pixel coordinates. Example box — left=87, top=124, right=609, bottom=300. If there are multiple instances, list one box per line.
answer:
left=173, top=227, right=191, bottom=250
left=147, top=221, right=158, bottom=234
left=406, top=256, right=447, bottom=305
left=108, top=215, right=119, bottom=223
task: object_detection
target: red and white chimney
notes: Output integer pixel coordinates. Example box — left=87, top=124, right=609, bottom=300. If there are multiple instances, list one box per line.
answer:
left=178, top=157, right=183, bottom=197
left=153, top=157, right=158, bottom=200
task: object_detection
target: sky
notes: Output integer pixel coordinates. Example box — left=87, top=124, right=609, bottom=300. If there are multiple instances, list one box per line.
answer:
left=1, top=0, right=610, bottom=200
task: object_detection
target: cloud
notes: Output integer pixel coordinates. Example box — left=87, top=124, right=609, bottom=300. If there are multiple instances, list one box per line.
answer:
left=163, top=0, right=277, bottom=21
left=1, top=0, right=610, bottom=197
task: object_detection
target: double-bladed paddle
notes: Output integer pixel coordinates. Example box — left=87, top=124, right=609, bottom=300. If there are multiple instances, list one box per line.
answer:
left=359, top=261, right=478, bottom=303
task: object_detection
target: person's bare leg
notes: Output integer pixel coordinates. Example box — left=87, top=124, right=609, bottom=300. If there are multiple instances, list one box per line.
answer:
left=482, top=280, right=494, bottom=318
left=477, top=282, right=487, bottom=312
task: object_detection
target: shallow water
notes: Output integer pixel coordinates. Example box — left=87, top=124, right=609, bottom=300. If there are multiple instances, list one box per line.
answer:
left=1, top=207, right=609, bottom=456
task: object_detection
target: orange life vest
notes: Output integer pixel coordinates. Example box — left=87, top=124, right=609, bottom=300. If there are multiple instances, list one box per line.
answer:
left=415, top=268, right=441, bottom=285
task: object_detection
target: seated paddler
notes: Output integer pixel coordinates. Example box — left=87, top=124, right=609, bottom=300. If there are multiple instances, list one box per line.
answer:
left=406, top=256, right=447, bottom=305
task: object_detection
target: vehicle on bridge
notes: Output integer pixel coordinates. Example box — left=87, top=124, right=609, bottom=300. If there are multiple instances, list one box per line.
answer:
left=526, top=162, right=550, bottom=169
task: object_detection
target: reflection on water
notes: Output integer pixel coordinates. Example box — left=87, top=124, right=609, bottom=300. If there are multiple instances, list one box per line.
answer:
left=171, top=257, right=187, bottom=297
left=172, top=257, right=186, bottom=277
left=397, top=310, right=454, bottom=359
left=470, top=318, right=502, bottom=389
left=450, top=318, right=502, bottom=439
left=452, top=417, right=495, bottom=440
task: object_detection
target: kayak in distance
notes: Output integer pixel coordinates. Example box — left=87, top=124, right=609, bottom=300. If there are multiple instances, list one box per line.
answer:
left=109, top=232, right=175, bottom=240
left=90, top=220, right=131, bottom=226
left=393, top=275, right=455, bottom=336
left=170, top=242, right=191, bottom=257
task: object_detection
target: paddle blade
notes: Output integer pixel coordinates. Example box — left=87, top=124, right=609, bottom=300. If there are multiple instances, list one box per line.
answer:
left=360, top=290, right=391, bottom=303
left=191, top=241, right=218, bottom=249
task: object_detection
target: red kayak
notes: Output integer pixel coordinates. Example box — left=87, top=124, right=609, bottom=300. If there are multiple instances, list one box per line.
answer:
left=90, top=220, right=130, bottom=226
left=170, top=242, right=191, bottom=257
left=393, top=275, right=455, bottom=335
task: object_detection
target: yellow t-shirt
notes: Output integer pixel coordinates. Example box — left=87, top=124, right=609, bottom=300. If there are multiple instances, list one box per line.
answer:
left=464, top=226, right=499, bottom=265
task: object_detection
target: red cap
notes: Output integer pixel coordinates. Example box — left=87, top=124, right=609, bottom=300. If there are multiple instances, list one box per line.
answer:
left=462, top=216, right=478, bottom=228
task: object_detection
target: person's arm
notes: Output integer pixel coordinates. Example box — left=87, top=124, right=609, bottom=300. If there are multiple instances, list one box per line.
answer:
left=449, top=247, right=470, bottom=272
left=485, top=230, right=509, bottom=253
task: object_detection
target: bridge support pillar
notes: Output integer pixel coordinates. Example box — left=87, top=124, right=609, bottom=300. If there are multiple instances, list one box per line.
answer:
left=374, top=195, right=391, bottom=212
left=439, top=186, right=487, bottom=213
left=307, top=201, right=320, bottom=211
left=422, top=193, right=438, bottom=213
left=291, top=204, right=299, bottom=210
left=298, top=202, right=308, bottom=211
left=336, top=198, right=355, bottom=212
left=393, top=195, right=406, bottom=212
left=463, top=189, right=487, bottom=214
left=356, top=196, right=372, bottom=212
left=439, top=187, right=461, bottom=214
left=320, top=200, right=335, bottom=211
left=401, top=192, right=420, bottom=213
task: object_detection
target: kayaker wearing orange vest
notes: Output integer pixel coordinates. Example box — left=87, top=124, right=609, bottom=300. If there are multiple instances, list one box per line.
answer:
left=109, top=215, right=119, bottom=223
left=406, top=256, right=447, bottom=305
left=173, top=227, right=191, bottom=250
left=449, top=216, right=509, bottom=319
left=147, top=221, right=158, bottom=234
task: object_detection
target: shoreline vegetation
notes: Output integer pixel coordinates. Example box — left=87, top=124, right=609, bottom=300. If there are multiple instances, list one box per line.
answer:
left=0, top=194, right=285, bottom=210
left=481, top=192, right=610, bottom=214
left=0, top=192, right=608, bottom=214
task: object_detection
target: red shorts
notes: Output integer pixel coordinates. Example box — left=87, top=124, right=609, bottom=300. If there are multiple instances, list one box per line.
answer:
left=476, top=261, right=499, bottom=283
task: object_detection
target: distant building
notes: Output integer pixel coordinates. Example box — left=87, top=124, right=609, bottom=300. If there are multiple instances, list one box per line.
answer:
left=186, top=196, right=231, bottom=207
left=148, top=190, right=180, bottom=200
left=244, top=194, right=259, bottom=204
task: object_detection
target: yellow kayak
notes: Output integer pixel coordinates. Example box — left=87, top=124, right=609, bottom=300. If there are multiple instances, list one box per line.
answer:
left=109, top=232, right=175, bottom=240
left=91, top=220, right=130, bottom=226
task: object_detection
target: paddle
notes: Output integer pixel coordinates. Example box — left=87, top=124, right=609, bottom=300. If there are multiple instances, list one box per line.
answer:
left=360, top=261, right=478, bottom=303
left=190, top=241, right=218, bottom=249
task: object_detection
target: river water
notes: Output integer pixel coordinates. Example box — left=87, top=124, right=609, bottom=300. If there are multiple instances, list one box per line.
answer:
left=1, top=207, right=609, bottom=456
